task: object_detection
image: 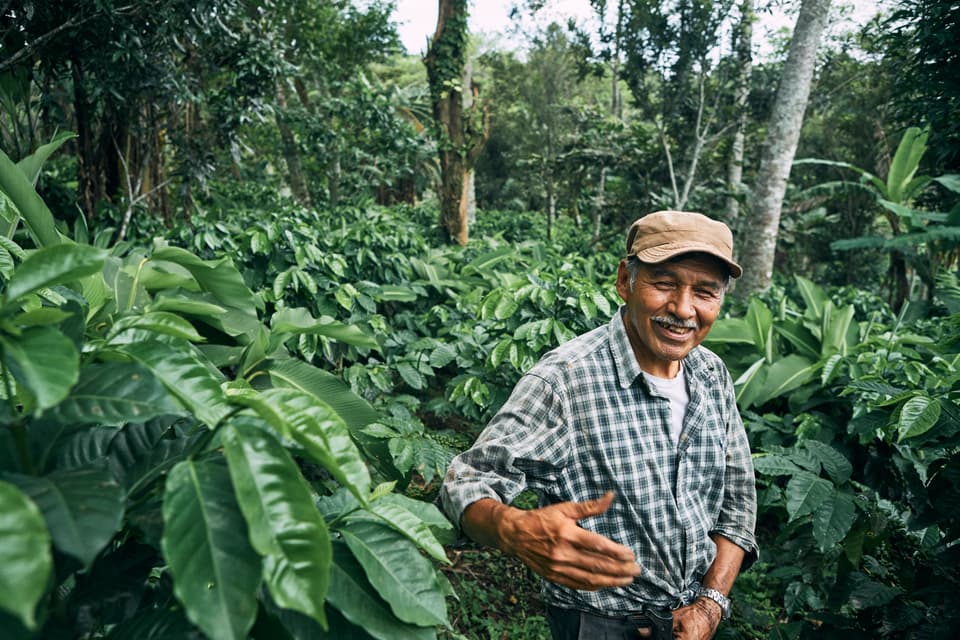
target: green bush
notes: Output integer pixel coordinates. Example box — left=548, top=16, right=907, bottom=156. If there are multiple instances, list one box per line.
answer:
left=0, top=149, right=454, bottom=639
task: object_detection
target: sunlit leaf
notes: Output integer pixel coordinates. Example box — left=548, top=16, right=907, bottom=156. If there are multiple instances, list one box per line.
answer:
left=163, top=458, right=261, bottom=640
left=221, top=420, right=331, bottom=627
left=339, top=520, right=447, bottom=627
left=897, top=395, right=941, bottom=442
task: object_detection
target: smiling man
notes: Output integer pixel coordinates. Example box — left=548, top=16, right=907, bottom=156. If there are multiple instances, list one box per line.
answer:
left=440, top=211, right=758, bottom=640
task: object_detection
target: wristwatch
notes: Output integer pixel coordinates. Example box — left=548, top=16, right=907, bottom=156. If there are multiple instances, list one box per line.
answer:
left=697, top=586, right=732, bottom=620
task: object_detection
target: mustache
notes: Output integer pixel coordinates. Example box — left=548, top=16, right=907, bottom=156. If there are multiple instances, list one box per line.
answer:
left=651, top=315, right=698, bottom=330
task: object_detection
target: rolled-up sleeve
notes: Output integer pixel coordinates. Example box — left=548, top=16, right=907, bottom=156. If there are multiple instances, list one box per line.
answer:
left=710, top=367, right=759, bottom=569
left=440, top=372, right=571, bottom=529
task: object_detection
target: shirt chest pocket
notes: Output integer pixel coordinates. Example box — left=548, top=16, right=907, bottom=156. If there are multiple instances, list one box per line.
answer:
left=679, top=419, right=726, bottom=491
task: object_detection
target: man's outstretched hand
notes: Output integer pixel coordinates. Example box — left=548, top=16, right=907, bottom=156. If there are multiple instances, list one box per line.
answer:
left=462, top=492, right=641, bottom=591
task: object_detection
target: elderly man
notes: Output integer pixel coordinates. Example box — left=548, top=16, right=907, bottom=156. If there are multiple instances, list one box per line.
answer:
left=440, top=211, right=758, bottom=640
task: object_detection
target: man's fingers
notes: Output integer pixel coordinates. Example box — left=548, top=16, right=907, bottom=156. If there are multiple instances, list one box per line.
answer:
left=540, top=562, right=638, bottom=591
left=564, top=490, right=616, bottom=520
left=567, top=521, right=638, bottom=563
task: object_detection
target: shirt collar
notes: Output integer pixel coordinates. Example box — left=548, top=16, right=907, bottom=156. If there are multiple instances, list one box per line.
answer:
left=611, top=306, right=644, bottom=389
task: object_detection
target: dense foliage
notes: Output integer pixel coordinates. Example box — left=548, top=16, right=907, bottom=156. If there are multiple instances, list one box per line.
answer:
left=2, top=0, right=960, bottom=638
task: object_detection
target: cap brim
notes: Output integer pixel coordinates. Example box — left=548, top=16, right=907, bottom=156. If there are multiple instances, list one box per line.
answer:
left=635, top=242, right=743, bottom=279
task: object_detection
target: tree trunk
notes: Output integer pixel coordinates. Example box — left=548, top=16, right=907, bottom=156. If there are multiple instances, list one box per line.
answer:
left=592, top=166, right=607, bottom=246
left=734, top=0, right=832, bottom=297
left=274, top=81, right=311, bottom=207
left=463, top=57, right=477, bottom=228
left=425, top=0, right=488, bottom=246
left=725, top=0, right=753, bottom=227
left=425, top=0, right=469, bottom=245
left=71, top=52, right=99, bottom=221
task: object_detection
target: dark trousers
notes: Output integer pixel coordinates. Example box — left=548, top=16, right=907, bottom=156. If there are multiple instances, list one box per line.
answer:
left=546, top=604, right=673, bottom=640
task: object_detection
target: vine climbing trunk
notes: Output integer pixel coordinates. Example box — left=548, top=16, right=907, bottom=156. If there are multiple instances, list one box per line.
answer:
left=424, top=0, right=489, bottom=246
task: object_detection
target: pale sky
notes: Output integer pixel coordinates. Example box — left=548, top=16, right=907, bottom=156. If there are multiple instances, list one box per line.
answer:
left=392, top=0, right=886, bottom=59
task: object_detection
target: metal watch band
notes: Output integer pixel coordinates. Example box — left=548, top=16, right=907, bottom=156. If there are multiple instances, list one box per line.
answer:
left=697, top=586, right=732, bottom=620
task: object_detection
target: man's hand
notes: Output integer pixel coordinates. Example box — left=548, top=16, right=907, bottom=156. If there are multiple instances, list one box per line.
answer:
left=464, top=491, right=641, bottom=591
left=672, top=597, right=722, bottom=640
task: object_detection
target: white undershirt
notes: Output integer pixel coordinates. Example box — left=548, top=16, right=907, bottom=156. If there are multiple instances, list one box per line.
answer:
left=642, top=365, right=690, bottom=444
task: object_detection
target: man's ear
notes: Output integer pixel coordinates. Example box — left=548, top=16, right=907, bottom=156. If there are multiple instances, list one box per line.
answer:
left=616, top=260, right=631, bottom=302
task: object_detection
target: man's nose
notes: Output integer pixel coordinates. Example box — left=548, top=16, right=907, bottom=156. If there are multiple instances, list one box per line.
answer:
left=668, top=288, right=696, bottom=318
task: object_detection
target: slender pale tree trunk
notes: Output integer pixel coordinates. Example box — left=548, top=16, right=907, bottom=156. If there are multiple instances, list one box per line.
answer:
left=725, top=0, right=753, bottom=226
left=735, top=0, right=832, bottom=296
left=463, top=57, right=477, bottom=227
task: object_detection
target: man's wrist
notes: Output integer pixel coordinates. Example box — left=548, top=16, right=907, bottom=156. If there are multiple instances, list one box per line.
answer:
left=696, top=586, right=732, bottom=620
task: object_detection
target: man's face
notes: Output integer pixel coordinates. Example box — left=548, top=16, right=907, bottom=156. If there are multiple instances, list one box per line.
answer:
left=615, top=254, right=726, bottom=378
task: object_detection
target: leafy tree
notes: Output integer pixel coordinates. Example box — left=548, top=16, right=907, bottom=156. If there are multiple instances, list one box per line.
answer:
left=798, top=126, right=960, bottom=311
left=880, top=0, right=960, bottom=172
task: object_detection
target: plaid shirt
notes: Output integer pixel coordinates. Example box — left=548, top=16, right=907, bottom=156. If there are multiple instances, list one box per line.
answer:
left=440, top=308, right=758, bottom=613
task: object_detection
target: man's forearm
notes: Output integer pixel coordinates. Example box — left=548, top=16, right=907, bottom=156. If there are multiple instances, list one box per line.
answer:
left=461, top=498, right=514, bottom=551
left=702, top=533, right=746, bottom=595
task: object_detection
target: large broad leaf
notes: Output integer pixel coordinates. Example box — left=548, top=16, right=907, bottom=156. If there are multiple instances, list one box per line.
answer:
left=812, top=489, right=856, bottom=551
left=50, top=426, right=119, bottom=471
left=846, top=572, right=904, bottom=611
left=897, top=395, right=942, bottom=442
left=118, top=338, right=230, bottom=428
left=803, top=441, right=853, bottom=484
left=0, top=481, right=52, bottom=630
left=107, top=418, right=202, bottom=495
left=733, top=357, right=767, bottom=409
left=703, top=318, right=756, bottom=345
left=751, top=454, right=803, bottom=477
left=785, top=471, right=834, bottom=522
left=106, top=605, right=203, bottom=640
left=42, top=362, right=183, bottom=426
left=5, top=465, right=124, bottom=568
left=744, top=298, right=774, bottom=361
left=821, top=302, right=857, bottom=357
left=934, top=174, right=960, bottom=194
left=773, top=319, right=820, bottom=360
left=150, top=246, right=262, bottom=313
left=1, top=326, right=79, bottom=411
left=162, top=458, right=261, bottom=640
left=327, top=542, right=436, bottom=640
left=374, top=493, right=456, bottom=546
left=0, top=147, right=63, bottom=247
left=350, top=500, right=449, bottom=564
left=16, top=132, right=77, bottom=185
left=265, top=358, right=379, bottom=431
left=228, top=388, right=371, bottom=503
left=755, top=355, right=818, bottom=404
left=108, top=312, right=205, bottom=343
left=271, top=307, right=379, bottom=350
left=794, top=275, right=826, bottom=324
left=221, top=420, right=331, bottom=627
left=339, top=520, right=447, bottom=627
left=2, top=244, right=105, bottom=303
left=886, top=126, right=927, bottom=203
